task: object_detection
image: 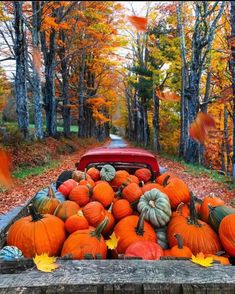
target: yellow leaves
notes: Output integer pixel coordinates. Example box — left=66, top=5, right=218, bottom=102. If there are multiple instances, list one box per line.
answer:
left=33, top=253, right=59, bottom=273
left=191, top=252, right=214, bottom=267
left=0, top=149, right=13, bottom=189
left=105, top=232, right=119, bottom=250
left=128, top=16, right=148, bottom=32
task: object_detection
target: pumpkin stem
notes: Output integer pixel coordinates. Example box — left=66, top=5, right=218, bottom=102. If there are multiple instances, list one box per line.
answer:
left=28, top=204, right=43, bottom=221
left=149, top=200, right=156, bottom=208
left=135, top=210, right=146, bottom=236
left=108, top=203, right=113, bottom=213
left=48, top=186, right=55, bottom=198
left=188, top=192, right=201, bottom=227
left=139, top=181, right=144, bottom=187
left=174, top=233, right=183, bottom=249
left=84, top=168, right=87, bottom=180
left=90, top=217, right=108, bottom=240
left=162, top=175, right=170, bottom=187
left=176, top=202, right=185, bottom=215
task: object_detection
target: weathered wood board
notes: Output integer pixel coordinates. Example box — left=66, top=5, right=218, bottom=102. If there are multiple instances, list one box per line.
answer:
left=0, top=259, right=235, bottom=293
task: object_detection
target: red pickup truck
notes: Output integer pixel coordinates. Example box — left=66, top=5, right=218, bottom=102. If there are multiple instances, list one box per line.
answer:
left=76, top=147, right=160, bottom=180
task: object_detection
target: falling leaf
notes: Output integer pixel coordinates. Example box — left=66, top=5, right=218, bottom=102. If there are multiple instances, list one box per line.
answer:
left=156, top=90, right=180, bottom=102
left=33, top=253, right=59, bottom=272
left=128, top=16, right=147, bottom=32
left=105, top=232, right=119, bottom=250
left=191, top=252, right=214, bottom=267
left=0, top=149, right=13, bottom=188
left=32, top=46, right=42, bottom=75
left=196, top=112, right=216, bottom=129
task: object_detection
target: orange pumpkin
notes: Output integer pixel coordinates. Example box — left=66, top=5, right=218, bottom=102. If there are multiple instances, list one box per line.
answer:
left=156, top=172, right=175, bottom=185
left=82, top=201, right=105, bottom=227
left=200, top=194, right=224, bottom=222
left=65, top=210, right=89, bottom=234
left=141, top=182, right=165, bottom=194
left=122, top=183, right=143, bottom=203
left=7, top=205, right=66, bottom=258
left=169, top=234, right=192, bottom=258
left=87, top=167, right=100, bottom=181
left=61, top=218, right=108, bottom=259
left=113, top=199, right=133, bottom=221
left=54, top=200, right=80, bottom=221
left=58, top=179, right=78, bottom=197
left=167, top=194, right=222, bottom=255
left=114, top=212, right=156, bottom=254
left=110, top=170, right=130, bottom=191
left=219, top=214, right=235, bottom=257
left=69, top=185, right=92, bottom=206
left=128, top=175, right=139, bottom=184
left=134, top=168, right=151, bottom=183
left=205, top=254, right=231, bottom=265
left=102, top=204, right=115, bottom=235
left=92, top=182, right=114, bottom=208
left=79, top=178, right=95, bottom=187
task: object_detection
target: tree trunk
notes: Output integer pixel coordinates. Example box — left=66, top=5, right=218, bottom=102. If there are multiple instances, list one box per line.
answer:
left=32, top=1, right=43, bottom=139
left=78, top=49, right=86, bottom=138
left=152, top=88, right=160, bottom=151
left=230, top=1, right=235, bottom=180
left=224, top=106, right=230, bottom=174
left=13, top=1, right=29, bottom=139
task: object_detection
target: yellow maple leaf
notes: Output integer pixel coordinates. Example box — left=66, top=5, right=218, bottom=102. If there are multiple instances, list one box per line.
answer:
left=191, top=252, right=214, bottom=267
left=105, top=232, right=119, bottom=250
left=33, top=253, right=59, bottom=273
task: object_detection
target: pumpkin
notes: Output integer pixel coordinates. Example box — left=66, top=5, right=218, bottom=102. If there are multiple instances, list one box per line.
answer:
left=112, top=199, right=133, bottom=221
left=128, top=175, right=139, bottom=184
left=35, top=184, right=65, bottom=202
left=208, top=205, right=235, bottom=232
left=167, top=193, right=222, bottom=255
left=163, top=249, right=172, bottom=256
left=61, top=218, right=108, bottom=259
left=33, top=186, right=60, bottom=214
left=141, top=182, right=165, bottom=194
left=102, top=204, right=115, bottom=235
left=110, top=170, right=130, bottom=191
left=122, top=182, right=143, bottom=203
left=219, top=214, right=235, bottom=257
left=54, top=200, right=80, bottom=221
left=200, top=194, right=225, bottom=222
left=125, top=240, right=163, bottom=260
left=69, top=185, right=92, bottom=206
left=79, top=178, right=95, bottom=187
left=82, top=201, right=105, bottom=227
left=65, top=210, right=89, bottom=234
left=156, top=172, right=175, bottom=185
left=170, top=234, right=192, bottom=258
left=113, top=212, right=157, bottom=254
left=100, top=164, right=116, bottom=181
left=87, top=167, right=100, bottom=181
left=134, top=168, right=152, bottom=183
left=92, top=182, right=114, bottom=208
left=7, top=205, right=66, bottom=258
left=155, top=226, right=169, bottom=249
left=0, top=246, right=24, bottom=261
left=56, top=170, right=73, bottom=189
left=58, top=179, right=78, bottom=197
left=72, top=170, right=90, bottom=183
left=137, top=188, right=171, bottom=228
left=161, top=175, right=190, bottom=210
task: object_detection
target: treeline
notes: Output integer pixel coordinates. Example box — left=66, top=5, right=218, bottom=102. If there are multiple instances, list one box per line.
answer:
left=123, top=1, right=235, bottom=179
left=0, top=1, right=124, bottom=140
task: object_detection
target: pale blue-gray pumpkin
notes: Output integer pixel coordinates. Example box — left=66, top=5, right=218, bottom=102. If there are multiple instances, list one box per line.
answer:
left=155, top=226, right=169, bottom=249
left=100, top=164, right=116, bottom=181
left=0, top=246, right=24, bottom=261
left=137, top=188, right=171, bottom=228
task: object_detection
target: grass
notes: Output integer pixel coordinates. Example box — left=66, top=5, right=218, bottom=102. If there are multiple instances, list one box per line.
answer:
left=12, top=160, right=60, bottom=179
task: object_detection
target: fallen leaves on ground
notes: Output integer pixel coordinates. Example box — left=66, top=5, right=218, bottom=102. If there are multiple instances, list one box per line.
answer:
left=191, top=252, right=214, bottom=267
left=33, top=253, right=59, bottom=272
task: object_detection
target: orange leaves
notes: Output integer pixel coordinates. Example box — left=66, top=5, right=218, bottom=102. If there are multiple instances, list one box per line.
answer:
left=32, top=46, right=41, bottom=75
left=156, top=90, right=180, bottom=102
left=0, top=149, right=13, bottom=189
left=128, top=16, right=147, bottom=32
left=189, top=112, right=216, bottom=144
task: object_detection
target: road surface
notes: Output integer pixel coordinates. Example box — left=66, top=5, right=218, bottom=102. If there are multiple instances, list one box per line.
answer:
left=108, top=134, right=128, bottom=148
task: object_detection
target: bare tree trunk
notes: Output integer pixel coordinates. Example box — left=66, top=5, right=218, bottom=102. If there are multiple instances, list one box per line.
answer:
left=13, top=1, right=29, bottom=139
left=32, top=1, right=43, bottom=139
left=152, top=88, right=160, bottom=151
left=78, top=49, right=86, bottom=138
left=230, top=1, right=235, bottom=180
left=224, top=106, right=230, bottom=174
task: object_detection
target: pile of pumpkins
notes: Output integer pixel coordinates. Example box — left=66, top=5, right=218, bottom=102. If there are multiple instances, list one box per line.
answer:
left=3, top=165, right=235, bottom=263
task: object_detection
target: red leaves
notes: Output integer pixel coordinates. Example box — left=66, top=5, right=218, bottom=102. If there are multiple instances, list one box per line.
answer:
left=156, top=90, right=180, bottom=102
left=189, top=112, right=216, bottom=144
left=0, top=149, right=13, bottom=189
left=128, top=16, right=147, bottom=32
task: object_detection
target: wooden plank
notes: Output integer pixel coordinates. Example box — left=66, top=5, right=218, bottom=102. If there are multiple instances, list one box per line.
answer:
left=0, top=260, right=234, bottom=293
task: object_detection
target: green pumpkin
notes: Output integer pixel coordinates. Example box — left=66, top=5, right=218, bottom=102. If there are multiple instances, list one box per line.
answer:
left=155, top=226, right=169, bottom=249
left=100, top=164, right=116, bottom=181
left=33, top=186, right=62, bottom=214
left=137, top=188, right=172, bottom=228
left=208, top=205, right=235, bottom=232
